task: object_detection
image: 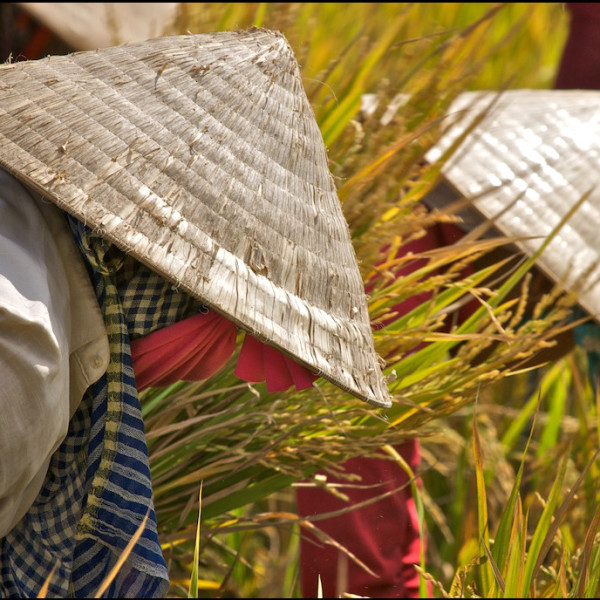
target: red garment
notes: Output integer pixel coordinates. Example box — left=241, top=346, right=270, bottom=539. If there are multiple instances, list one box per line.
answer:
left=555, top=3, right=600, bottom=90
left=130, top=310, right=238, bottom=391
left=296, top=222, right=471, bottom=598
left=130, top=309, right=318, bottom=393
left=296, top=440, right=422, bottom=598
left=234, top=333, right=318, bottom=393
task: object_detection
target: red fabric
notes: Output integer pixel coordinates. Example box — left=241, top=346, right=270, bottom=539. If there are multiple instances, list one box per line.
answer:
left=130, top=310, right=238, bottom=391
left=555, top=3, right=600, bottom=90
left=297, top=222, right=471, bottom=598
left=297, top=440, right=422, bottom=598
left=235, top=333, right=318, bottom=392
left=131, top=310, right=318, bottom=393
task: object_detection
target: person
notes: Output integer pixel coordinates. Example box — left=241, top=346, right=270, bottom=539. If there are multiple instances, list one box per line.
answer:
left=553, top=1, right=600, bottom=386
left=296, top=222, right=473, bottom=598
left=0, top=167, right=319, bottom=597
left=0, top=28, right=391, bottom=597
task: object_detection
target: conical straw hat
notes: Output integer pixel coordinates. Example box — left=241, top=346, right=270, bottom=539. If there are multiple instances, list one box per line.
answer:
left=426, top=89, right=600, bottom=324
left=18, top=2, right=180, bottom=50
left=0, top=28, right=391, bottom=407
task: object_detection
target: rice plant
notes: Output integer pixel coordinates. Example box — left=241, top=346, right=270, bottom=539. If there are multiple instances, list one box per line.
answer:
left=134, top=4, right=598, bottom=597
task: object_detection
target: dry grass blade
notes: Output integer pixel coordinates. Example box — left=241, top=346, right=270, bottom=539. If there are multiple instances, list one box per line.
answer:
left=188, top=483, right=202, bottom=598
left=37, top=565, right=57, bottom=599
left=93, top=511, right=150, bottom=598
left=214, top=550, right=241, bottom=598
left=576, top=500, right=600, bottom=598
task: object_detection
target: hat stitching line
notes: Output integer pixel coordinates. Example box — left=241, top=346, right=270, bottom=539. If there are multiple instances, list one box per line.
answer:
left=110, top=33, right=325, bottom=193
left=128, top=42, right=341, bottom=233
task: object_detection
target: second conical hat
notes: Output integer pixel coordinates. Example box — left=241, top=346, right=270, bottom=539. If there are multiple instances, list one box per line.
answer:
left=18, top=2, right=180, bottom=50
left=426, top=89, right=600, bottom=324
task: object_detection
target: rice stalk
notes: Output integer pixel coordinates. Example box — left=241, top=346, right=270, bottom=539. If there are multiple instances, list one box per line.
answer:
left=135, top=3, right=581, bottom=596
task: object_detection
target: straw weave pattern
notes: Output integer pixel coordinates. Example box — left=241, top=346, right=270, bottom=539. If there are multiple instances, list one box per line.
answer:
left=427, top=89, right=600, bottom=323
left=0, top=29, right=390, bottom=406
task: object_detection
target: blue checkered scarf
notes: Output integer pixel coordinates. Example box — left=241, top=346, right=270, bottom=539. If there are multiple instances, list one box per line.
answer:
left=1, top=217, right=203, bottom=598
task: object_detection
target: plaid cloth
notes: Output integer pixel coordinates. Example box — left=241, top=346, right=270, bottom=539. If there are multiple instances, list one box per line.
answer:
left=1, top=217, right=204, bottom=598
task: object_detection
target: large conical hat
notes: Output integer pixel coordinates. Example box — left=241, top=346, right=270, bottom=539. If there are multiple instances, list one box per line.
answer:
left=17, top=2, right=180, bottom=50
left=0, top=28, right=391, bottom=407
left=426, top=89, right=600, bottom=323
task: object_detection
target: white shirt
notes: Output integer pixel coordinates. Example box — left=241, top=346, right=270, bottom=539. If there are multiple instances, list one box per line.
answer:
left=0, top=169, right=109, bottom=536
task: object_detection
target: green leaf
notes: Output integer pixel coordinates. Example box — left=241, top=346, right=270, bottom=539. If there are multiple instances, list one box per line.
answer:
left=500, top=366, right=559, bottom=451
left=473, top=405, right=493, bottom=595
left=502, top=495, right=525, bottom=598
left=521, top=454, right=567, bottom=595
left=492, top=390, right=540, bottom=577
left=529, top=451, right=599, bottom=588
left=536, top=364, right=570, bottom=460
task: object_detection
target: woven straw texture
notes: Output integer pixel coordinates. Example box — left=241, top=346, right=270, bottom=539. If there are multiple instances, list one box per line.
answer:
left=0, top=29, right=390, bottom=407
left=427, top=89, right=600, bottom=323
